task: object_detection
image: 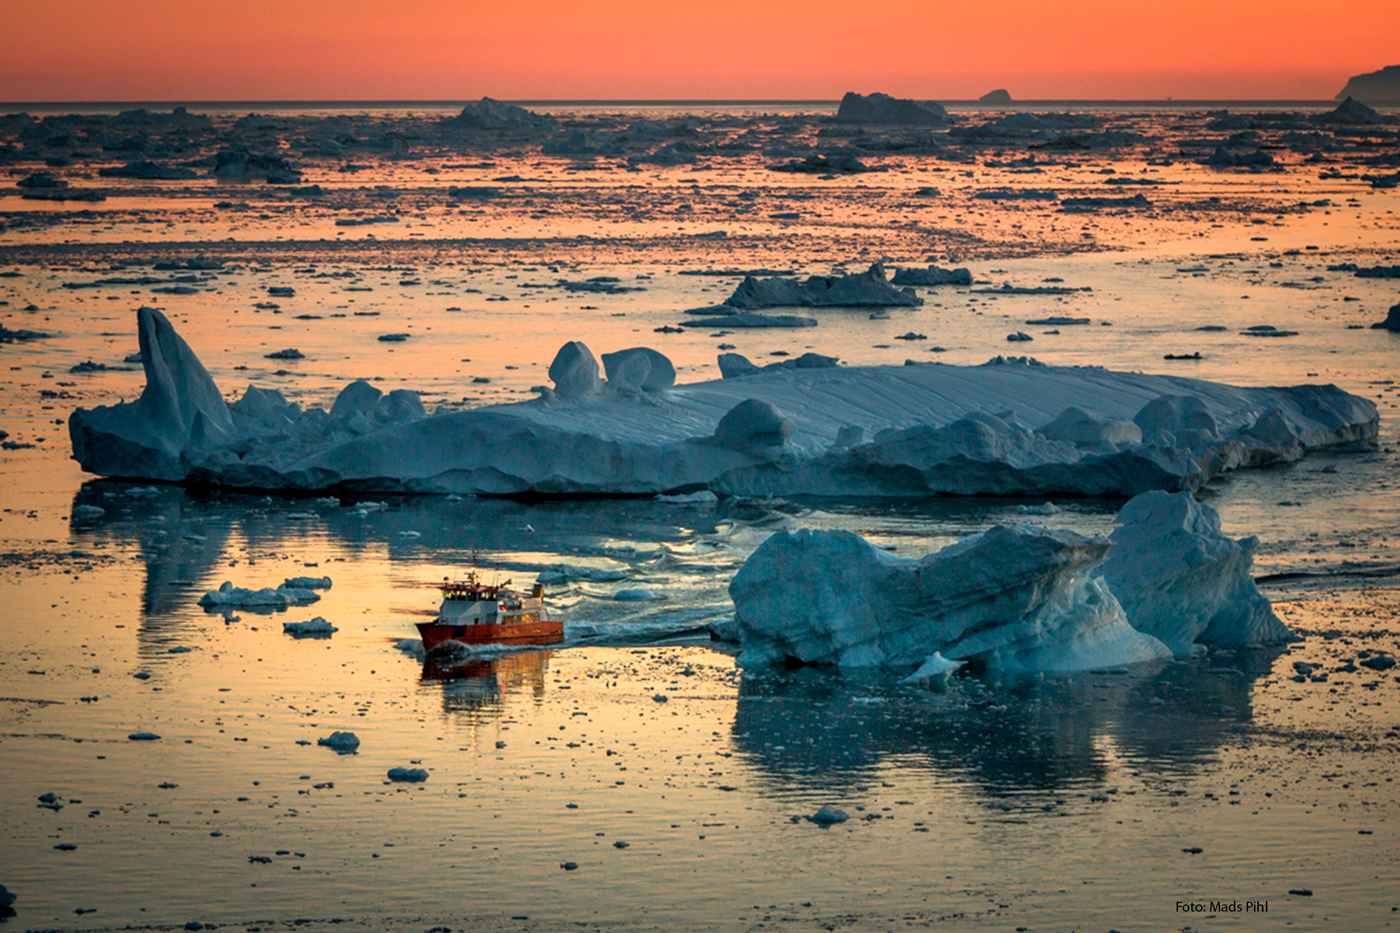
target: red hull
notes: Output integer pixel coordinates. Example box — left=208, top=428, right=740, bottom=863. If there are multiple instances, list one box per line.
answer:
left=416, top=619, right=564, bottom=650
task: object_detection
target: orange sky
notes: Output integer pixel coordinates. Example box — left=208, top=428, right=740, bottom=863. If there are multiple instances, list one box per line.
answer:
left=1, top=0, right=1396, bottom=101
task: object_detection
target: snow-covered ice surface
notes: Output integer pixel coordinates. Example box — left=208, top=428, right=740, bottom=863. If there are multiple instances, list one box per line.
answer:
left=4, top=100, right=1400, bottom=933
left=69, top=308, right=1375, bottom=497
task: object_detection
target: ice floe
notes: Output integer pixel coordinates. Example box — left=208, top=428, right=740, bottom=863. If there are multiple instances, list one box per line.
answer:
left=70, top=308, right=1377, bottom=497
left=198, top=580, right=323, bottom=610
left=317, top=731, right=360, bottom=752
left=282, top=616, right=338, bottom=638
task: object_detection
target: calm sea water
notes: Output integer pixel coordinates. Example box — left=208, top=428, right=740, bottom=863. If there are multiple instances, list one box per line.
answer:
left=1, top=102, right=1398, bottom=931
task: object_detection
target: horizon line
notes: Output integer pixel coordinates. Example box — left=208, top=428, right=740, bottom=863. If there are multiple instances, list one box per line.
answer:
left=0, top=97, right=1363, bottom=108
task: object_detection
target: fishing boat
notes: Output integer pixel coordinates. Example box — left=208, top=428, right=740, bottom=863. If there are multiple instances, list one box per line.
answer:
left=415, top=569, right=563, bottom=649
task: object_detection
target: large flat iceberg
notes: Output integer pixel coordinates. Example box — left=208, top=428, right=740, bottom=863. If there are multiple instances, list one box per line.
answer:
left=69, top=308, right=1377, bottom=497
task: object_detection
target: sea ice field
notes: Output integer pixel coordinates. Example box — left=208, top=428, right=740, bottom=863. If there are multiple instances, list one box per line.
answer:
left=2, top=98, right=1400, bottom=932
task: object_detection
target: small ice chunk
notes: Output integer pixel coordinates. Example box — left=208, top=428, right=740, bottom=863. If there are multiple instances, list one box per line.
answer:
left=0, top=883, right=15, bottom=907
left=283, top=576, right=332, bottom=590
left=128, top=732, right=161, bottom=741
left=656, top=490, right=718, bottom=504
left=316, top=731, right=360, bottom=752
left=198, top=580, right=321, bottom=609
left=808, top=805, right=849, bottom=824
left=614, top=588, right=661, bottom=601
left=282, top=616, right=338, bottom=638
left=387, top=767, right=429, bottom=782
left=898, top=652, right=964, bottom=684
left=1017, top=502, right=1061, bottom=515
left=537, top=565, right=627, bottom=584
left=72, top=504, right=106, bottom=519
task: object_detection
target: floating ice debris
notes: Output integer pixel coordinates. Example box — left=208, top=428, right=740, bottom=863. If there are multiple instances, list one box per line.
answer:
left=732, top=525, right=1168, bottom=672
left=387, top=767, right=428, bottom=782
left=1099, top=491, right=1295, bottom=654
left=167, top=645, right=192, bottom=653
left=393, top=638, right=426, bottom=660
left=769, top=151, right=875, bottom=174
left=1007, top=332, right=1033, bottom=342
left=680, top=312, right=817, bottom=329
left=655, top=490, right=719, bottom=504
left=71, top=504, right=105, bottom=519
left=536, top=565, right=628, bottom=584
left=264, top=348, right=304, bottom=360
left=283, top=576, right=332, bottom=590
left=808, top=805, right=850, bottom=823
left=0, top=884, right=14, bottom=907
left=69, top=310, right=1378, bottom=497
left=890, top=264, right=972, bottom=286
left=199, top=580, right=321, bottom=610
left=1017, top=502, right=1061, bottom=515
left=898, top=652, right=964, bottom=684
left=614, top=588, right=661, bottom=601
left=282, top=616, right=338, bottom=637
left=397, top=530, right=421, bottom=538
left=316, top=731, right=360, bottom=752
left=128, top=731, right=161, bottom=740
left=723, top=263, right=921, bottom=310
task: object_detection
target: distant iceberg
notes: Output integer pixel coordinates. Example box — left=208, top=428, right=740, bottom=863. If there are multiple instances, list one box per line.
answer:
left=69, top=308, right=1377, bottom=497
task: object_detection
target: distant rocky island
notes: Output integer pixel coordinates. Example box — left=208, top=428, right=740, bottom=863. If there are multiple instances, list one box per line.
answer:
left=1336, top=65, right=1400, bottom=105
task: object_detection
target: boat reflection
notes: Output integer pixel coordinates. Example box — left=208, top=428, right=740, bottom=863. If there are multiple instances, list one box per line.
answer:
left=421, top=649, right=553, bottom=715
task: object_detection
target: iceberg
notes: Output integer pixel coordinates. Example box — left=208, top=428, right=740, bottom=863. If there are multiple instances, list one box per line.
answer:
left=730, top=490, right=1296, bottom=674
left=69, top=309, right=1377, bottom=497
left=722, top=263, right=922, bottom=309
left=729, top=524, right=1170, bottom=672
left=835, top=92, right=949, bottom=126
left=1099, top=491, right=1294, bottom=653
